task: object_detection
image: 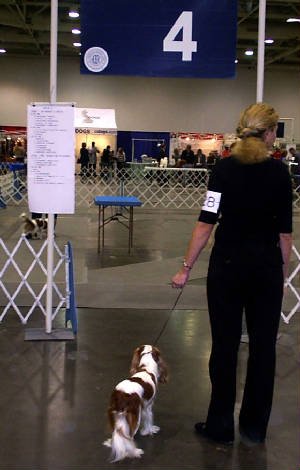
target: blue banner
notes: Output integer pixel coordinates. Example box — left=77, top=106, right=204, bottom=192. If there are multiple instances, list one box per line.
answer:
left=80, top=0, right=237, bottom=78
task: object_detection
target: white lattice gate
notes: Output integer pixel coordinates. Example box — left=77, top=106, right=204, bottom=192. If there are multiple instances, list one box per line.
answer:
left=0, top=236, right=70, bottom=325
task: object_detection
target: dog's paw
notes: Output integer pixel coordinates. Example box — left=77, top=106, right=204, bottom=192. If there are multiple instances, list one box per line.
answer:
left=150, top=425, right=160, bottom=434
left=131, top=448, right=144, bottom=458
left=103, top=438, right=112, bottom=448
left=140, top=425, right=160, bottom=436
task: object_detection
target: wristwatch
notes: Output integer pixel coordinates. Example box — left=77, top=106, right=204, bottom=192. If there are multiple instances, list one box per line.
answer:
left=183, top=260, right=192, bottom=270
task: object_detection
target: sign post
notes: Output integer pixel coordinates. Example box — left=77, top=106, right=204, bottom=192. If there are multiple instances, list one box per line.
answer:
left=256, top=0, right=266, bottom=102
left=25, top=0, right=75, bottom=340
left=46, top=0, right=58, bottom=335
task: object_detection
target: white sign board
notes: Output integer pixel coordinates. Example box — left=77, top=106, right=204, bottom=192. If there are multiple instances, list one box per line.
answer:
left=27, top=103, right=75, bottom=214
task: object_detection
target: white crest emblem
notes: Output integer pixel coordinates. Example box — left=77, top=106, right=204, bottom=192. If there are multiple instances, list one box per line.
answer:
left=84, top=47, right=109, bottom=73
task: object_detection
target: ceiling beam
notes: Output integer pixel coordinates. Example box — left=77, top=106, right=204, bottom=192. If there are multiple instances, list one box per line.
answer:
left=238, top=4, right=259, bottom=24
left=10, top=0, right=44, bottom=55
left=265, top=44, right=300, bottom=64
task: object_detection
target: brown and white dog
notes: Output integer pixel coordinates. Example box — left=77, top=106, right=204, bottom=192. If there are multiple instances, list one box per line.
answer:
left=20, top=213, right=48, bottom=239
left=103, top=345, right=168, bottom=462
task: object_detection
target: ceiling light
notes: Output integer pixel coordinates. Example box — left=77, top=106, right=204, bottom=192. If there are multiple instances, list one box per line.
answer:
left=245, top=50, right=254, bottom=56
left=0, top=48, right=7, bottom=53
left=235, top=59, right=238, bottom=63
left=69, top=9, right=79, bottom=18
left=72, top=28, right=81, bottom=35
left=265, top=39, right=274, bottom=44
left=286, top=18, right=300, bottom=23
left=73, top=42, right=81, bottom=47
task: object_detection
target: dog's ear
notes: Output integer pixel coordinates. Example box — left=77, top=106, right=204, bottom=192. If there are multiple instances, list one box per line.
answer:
left=158, top=357, right=169, bottom=384
left=152, top=347, right=169, bottom=384
left=129, top=346, right=143, bottom=375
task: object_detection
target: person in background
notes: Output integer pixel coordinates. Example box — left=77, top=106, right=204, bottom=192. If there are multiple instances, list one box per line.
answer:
left=213, top=149, right=221, bottom=162
left=206, top=151, right=216, bottom=170
left=196, top=148, right=206, bottom=167
left=280, top=149, right=287, bottom=162
left=116, top=147, right=126, bottom=170
left=13, top=140, right=26, bottom=163
left=271, top=146, right=282, bottom=160
left=88, top=141, right=99, bottom=178
left=157, top=143, right=167, bottom=166
left=172, top=147, right=181, bottom=167
left=171, top=102, right=293, bottom=445
left=288, top=147, right=300, bottom=175
left=79, top=142, right=89, bottom=181
left=101, top=145, right=111, bottom=170
left=221, top=145, right=230, bottom=158
left=180, top=144, right=196, bottom=167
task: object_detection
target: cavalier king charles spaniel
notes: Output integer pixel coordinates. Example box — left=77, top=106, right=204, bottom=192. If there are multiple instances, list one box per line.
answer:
left=20, top=213, right=48, bottom=239
left=103, top=344, right=168, bottom=462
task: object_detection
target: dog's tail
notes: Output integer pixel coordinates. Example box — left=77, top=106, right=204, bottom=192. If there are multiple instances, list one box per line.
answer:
left=104, top=390, right=142, bottom=462
left=105, top=414, right=143, bottom=462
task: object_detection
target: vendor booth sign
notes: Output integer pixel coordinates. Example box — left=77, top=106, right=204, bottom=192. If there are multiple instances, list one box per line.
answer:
left=80, top=0, right=237, bottom=78
left=75, top=108, right=117, bottom=134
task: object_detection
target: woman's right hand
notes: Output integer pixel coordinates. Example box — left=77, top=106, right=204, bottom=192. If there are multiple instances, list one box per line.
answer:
left=171, top=269, right=190, bottom=289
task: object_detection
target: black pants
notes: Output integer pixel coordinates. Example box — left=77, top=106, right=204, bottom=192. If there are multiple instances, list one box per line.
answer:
left=88, top=163, right=97, bottom=177
left=205, top=245, right=283, bottom=441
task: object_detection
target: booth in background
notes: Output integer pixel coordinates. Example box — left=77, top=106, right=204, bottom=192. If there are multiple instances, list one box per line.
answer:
left=0, top=126, right=27, bottom=162
left=169, top=132, right=224, bottom=162
left=117, top=131, right=170, bottom=162
left=74, top=108, right=117, bottom=171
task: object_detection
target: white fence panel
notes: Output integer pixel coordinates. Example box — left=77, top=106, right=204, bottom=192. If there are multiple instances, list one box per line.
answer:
left=282, top=245, right=300, bottom=324
left=0, top=165, right=299, bottom=211
left=0, top=236, right=69, bottom=324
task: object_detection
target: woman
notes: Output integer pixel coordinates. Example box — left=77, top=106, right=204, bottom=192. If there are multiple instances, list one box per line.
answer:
left=116, top=147, right=126, bottom=169
left=172, top=103, right=293, bottom=445
left=79, top=142, right=89, bottom=180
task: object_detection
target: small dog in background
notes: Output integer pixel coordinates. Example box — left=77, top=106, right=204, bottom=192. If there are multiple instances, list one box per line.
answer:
left=20, top=213, right=48, bottom=239
left=103, top=345, right=168, bottom=462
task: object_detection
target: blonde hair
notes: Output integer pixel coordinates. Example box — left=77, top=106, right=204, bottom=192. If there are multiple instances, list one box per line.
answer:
left=231, top=102, right=279, bottom=164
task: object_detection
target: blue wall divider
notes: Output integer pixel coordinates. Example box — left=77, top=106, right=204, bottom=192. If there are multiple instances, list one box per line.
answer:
left=117, top=131, right=170, bottom=161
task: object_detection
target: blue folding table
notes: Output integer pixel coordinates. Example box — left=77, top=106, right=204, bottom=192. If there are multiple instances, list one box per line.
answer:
left=94, top=195, right=143, bottom=253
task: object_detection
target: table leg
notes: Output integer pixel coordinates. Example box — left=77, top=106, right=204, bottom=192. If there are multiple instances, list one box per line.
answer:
left=97, top=206, right=100, bottom=253
left=129, top=206, right=133, bottom=253
left=102, top=206, right=105, bottom=249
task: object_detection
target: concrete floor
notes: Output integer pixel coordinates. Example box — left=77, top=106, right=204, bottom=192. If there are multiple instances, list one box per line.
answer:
left=0, top=206, right=299, bottom=469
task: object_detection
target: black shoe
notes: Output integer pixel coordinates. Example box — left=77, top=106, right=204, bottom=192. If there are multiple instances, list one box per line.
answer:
left=194, top=422, right=234, bottom=446
left=239, top=424, right=265, bottom=444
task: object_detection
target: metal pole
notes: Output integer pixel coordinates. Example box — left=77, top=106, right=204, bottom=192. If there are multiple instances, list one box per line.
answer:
left=242, top=0, right=266, bottom=344
left=256, top=0, right=266, bottom=102
left=46, top=0, right=58, bottom=334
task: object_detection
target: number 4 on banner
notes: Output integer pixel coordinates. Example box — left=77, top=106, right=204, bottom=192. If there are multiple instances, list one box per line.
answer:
left=163, top=11, right=197, bottom=61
